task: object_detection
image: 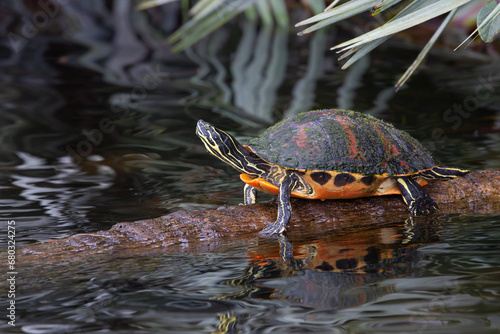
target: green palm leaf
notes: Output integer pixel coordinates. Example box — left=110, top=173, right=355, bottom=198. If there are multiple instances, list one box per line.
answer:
left=395, top=8, right=457, bottom=91
left=167, top=0, right=260, bottom=52
left=456, top=0, right=500, bottom=48
left=295, top=0, right=382, bottom=35
left=332, top=0, right=471, bottom=52
left=140, top=0, right=497, bottom=91
left=137, top=0, right=179, bottom=11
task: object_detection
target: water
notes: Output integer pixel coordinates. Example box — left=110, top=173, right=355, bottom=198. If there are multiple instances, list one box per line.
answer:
left=1, top=1, right=499, bottom=333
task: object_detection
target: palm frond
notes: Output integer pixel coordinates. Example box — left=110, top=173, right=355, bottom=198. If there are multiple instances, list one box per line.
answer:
left=338, top=0, right=442, bottom=70
left=140, top=0, right=498, bottom=91
left=331, top=0, right=471, bottom=52
left=395, top=8, right=458, bottom=91
left=167, top=0, right=260, bottom=52
left=324, top=0, right=341, bottom=12
left=305, top=0, right=471, bottom=89
left=372, top=0, right=404, bottom=15
left=137, top=0, right=178, bottom=11
left=340, top=37, right=388, bottom=69
left=296, top=0, right=381, bottom=35
left=456, top=0, right=500, bottom=49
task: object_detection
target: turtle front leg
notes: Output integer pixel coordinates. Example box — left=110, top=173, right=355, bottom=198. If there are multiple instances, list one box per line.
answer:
left=244, top=184, right=257, bottom=205
left=260, top=174, right=299, bottom=236
left=395, top=176, right=438, bottom=215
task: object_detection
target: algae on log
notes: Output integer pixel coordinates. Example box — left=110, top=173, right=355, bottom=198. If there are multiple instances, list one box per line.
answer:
left=18, top=170, right=500, bottom=265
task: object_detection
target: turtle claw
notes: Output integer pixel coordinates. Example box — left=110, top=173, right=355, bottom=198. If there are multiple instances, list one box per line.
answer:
left=409, top=195, right=439, bottom=216
left=259, top=222, right=285, bottom=236
left=396, top=176, right=439, bottom=216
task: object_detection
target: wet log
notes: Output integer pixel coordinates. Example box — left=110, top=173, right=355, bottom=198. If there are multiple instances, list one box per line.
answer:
left=17, top=170, right=500, bottom=265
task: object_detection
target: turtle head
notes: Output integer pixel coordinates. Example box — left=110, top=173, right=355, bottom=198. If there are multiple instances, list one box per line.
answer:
left=196, top=120, right=220, bottom=145
left=196, top=120, right=268, bottom=177
left=196, top=120, right=235, bottom=158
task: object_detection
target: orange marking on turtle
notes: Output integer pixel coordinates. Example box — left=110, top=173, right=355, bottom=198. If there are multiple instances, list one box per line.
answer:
left=392, top=145, right=401, bottom=155
left=291, top=122, right=314, bottom=149
left=310, top=110, right=334, bottom=118
left=399, top=160, right=411, bottom=172
left=335, top=116, right=365, bottom=160
left=373, top=124, right=401, bottom=156
left=240, top=172, right=428, bottom=200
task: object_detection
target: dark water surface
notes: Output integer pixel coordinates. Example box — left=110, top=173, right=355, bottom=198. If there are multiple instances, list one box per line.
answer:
left=1, top=1, right=500, bottom=333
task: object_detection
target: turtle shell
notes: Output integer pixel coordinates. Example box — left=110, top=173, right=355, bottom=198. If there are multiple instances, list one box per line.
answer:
left=247, top=109, right=435, bottom=175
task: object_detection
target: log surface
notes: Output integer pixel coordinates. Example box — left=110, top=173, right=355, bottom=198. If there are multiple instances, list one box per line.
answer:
left=17, top=170, right=500, bottom=265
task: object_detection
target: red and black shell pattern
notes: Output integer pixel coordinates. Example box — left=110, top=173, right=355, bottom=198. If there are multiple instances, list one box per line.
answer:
left=247, top=109, right=435, bottom=175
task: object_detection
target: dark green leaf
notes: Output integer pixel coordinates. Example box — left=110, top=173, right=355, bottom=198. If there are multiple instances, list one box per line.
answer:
left=477, top=0, right=500, bottom=43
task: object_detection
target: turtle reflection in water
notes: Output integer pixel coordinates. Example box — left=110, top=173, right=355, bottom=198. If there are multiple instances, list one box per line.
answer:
left=196, top=109, right=469, bottom=235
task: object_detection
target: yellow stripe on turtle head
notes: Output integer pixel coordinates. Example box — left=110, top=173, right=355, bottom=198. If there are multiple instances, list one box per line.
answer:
left=196, top=120, right=271, bottom=177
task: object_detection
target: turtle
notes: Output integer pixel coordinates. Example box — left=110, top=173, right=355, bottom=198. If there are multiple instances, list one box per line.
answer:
left=195, top=109, right=469, bottom=235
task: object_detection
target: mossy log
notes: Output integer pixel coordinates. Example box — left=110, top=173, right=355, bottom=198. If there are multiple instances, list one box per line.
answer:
left=18, top=170, right=500, bottom=265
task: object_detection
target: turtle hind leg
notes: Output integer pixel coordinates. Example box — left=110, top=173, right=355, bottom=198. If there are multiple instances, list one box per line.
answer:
left=420, top=166, right=470, bottom=181
left=259, top=174, right=299, bottom=236
left=395, top=176, right=438, bottom=216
